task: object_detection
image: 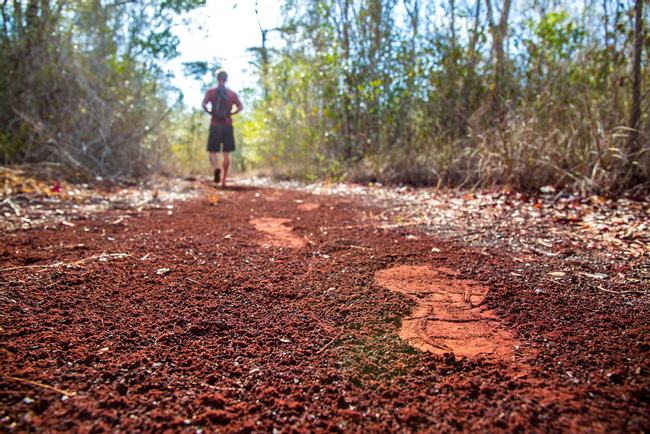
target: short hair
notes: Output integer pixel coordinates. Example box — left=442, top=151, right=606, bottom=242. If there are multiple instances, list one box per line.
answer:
left=216, top=69, right=228, bottom=82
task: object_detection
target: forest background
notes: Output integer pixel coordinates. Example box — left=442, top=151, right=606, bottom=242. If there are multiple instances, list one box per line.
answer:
left=1, top=0, right=648, bottom=195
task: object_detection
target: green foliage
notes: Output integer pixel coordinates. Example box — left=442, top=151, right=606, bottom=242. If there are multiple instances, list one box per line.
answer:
left=162, top=0, right=207, bottom=14
left=0, top=0, right=204, bottom=179
left=239, top=0, right=649, bottom=194
left=163, top=107, right=210, bottom=176
left=182, top=61, right=211, bottom=81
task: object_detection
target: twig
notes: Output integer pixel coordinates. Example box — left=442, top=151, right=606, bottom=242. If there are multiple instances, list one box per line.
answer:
left=200, top=382, right=244, bottom=391
left=321, top=225, right=370, bottom=231
left=378, top=221, right=423, bottom=230
left=316, top=326, right=345, bottom=354
left=6, top=376, right=76, bottom=397
left=0, top=262, right=65, bottom=272
left=598, top=286, right=645, bottom=295
left=528, top=246, right=560, bottom=257
left=369, top=211, right=378, bottom=229
left=433, top=178, right=442, bottom=196
left=0, top=253, right=131, bottom=272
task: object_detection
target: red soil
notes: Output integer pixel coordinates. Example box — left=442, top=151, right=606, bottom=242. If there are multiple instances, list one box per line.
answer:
left=1, top=178, right=649, bottom=433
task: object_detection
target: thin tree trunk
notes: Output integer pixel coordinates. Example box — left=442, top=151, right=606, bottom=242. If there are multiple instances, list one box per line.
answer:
left=468, top=0, right=480, bottom=62
left=404, top=0, right=418, bottom=51
left=339, top=0, right=352, bottom=159
left=629, top=0, right=644, bottom=149
left=13, top=0, right=22, bottom=37
left=450, top=0, right=456, bottom=50
left=255, top=2, right=269, bottom=99
left=603, top=0, right=609, bottom=51
left=495, top=0, right=511, bottom=96
left=463, top=0, right=481, bottom=112
left=485, top=0, right=512, bottom=110
left=25, top=0, right=38, bottom=27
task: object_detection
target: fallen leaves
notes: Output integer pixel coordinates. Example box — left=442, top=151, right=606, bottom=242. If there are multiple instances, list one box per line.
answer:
left=301, top=181, right=650, bottom=262
left=1, top=197, right=21, bottom=216
left=1, top=167, right=201, bottom=231
left=3, top=170, right=649, bottom=267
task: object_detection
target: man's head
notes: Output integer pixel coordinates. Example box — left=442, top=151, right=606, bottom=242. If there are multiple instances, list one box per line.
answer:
left=216, top=69, right=228, bottom=84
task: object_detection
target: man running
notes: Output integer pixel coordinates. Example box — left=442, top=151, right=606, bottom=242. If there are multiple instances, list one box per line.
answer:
left=202, top=69, right=243, bottom=186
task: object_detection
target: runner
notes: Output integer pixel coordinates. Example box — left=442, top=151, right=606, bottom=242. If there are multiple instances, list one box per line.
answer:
left=201, top=69, right=243, bottom=186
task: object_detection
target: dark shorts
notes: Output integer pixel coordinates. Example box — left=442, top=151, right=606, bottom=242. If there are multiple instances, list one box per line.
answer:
left=207, top=125, right=235, bottom=153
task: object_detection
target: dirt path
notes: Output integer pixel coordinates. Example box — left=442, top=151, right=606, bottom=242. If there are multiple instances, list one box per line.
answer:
left=1, top=178, right=649, bottom=433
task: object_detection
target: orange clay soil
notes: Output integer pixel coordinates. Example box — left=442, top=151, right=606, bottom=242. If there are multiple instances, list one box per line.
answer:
left=1, top=178, right=649, bottom=433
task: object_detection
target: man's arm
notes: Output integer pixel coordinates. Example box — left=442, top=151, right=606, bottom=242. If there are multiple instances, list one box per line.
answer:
left=202, top=90, right=212, bottom=114
left=230, top=93, right=243, bottom=116
left=231, top=101, right=243, bottom=116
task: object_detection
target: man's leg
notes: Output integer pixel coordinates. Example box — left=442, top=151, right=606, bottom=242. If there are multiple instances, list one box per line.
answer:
left=209, top=152, right=220, bottom=169
left=221, top=152, right=230, bottom=186
left=209, top=152, right=221, bottom=182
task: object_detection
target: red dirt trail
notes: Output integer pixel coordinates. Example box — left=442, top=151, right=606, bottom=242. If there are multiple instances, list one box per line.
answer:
left=1, top=179, right=649, bottom=433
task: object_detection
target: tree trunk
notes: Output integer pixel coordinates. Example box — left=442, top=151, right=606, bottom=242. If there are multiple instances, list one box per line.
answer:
left=255, top=3, right=269, bottom=99
left=25, top=0, right=38, bottom=28
left=404, top=0, right=418, bottom=51
left=450, top=0, right=456, bottom=50
left=468, top=0, right=481, bottom=62
left=485, top=0, right=512, bottom=108
left=463, top=0, right=481, bottom=112
left=12, top=0, right=23, bottom=38
left=629, top=0, right=644, bottom=149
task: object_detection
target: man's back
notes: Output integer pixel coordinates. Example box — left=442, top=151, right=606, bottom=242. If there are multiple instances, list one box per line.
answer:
left=203, top=86, right=241, bottom=126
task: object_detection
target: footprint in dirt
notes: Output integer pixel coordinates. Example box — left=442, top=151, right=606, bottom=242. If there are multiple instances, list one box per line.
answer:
left=296, top=201, right=320, bottom=211
left=249, top=201, right=320, bottom=248
left=375, top=265, right=518, bottom=359
left=249, top=218, right=307, bottom=248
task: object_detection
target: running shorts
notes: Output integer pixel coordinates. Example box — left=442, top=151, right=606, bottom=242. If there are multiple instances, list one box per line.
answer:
left=207, top=125, right=235, bottom=153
